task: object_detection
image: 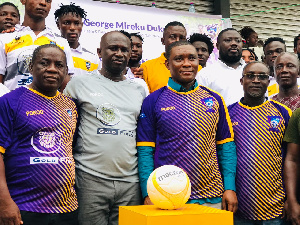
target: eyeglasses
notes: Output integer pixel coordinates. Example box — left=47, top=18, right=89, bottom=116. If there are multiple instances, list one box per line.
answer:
left=242, top=73, right=270, bottom=81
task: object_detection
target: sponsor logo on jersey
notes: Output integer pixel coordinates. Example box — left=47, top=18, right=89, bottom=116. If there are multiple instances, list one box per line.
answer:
left=232, top=122, right=239, bottom=126
left=30, top=157, right=59, bottom=164
left=30, top=157, right=73, bottom=164
left=26, top=110, right=44, bottom=116
left=161, top=106, right=175, bottom=111
left=202, top=97, right=215, bottom=112
left=97, top=128, right=134, bottom=137
left=267, top=116, right=282, bottom=132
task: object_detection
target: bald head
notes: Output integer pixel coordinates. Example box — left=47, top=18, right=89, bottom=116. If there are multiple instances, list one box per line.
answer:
left=274, top=52, right=300, bottom=90
left=98, top=31, right=132, bottom=78
left=274, top=52, right=299, bottom=70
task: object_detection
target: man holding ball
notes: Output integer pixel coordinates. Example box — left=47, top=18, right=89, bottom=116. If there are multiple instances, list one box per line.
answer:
left=137, top=41, right=238, bottom=211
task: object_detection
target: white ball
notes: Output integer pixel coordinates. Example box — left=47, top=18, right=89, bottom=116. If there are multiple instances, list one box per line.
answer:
left=147, top=165, right=191, bottom=209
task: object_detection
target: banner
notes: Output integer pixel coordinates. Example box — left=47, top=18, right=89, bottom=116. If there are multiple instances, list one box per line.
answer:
left=2, top=0, right=223, bottom=63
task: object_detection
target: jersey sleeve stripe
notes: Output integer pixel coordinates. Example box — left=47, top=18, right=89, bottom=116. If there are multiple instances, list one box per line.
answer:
left=137, top=142, right=155, bottom=147
left=217, top=137, right=234, bottom=145
left=0, top=146, right=5, bottom=154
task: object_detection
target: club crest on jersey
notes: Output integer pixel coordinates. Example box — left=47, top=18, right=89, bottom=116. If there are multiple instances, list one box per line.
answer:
left=66, top=109, right=72, bottom=118
left=86, top=61, right=91, bottom=70
left=267, top=116, right=282, bottom=132
left=202, top=97, right=215, bottom=112
left=96, top=103, right=121, bottom=126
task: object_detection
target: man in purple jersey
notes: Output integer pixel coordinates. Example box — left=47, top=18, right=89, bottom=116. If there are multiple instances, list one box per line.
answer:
left=137, top=41, right=238, bottom=212
left=228, top=61, right=291, bottom=224
left=0, top=44, right=78, bottom=225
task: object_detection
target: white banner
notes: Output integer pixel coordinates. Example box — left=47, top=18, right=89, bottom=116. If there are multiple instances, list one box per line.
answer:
left=3, top=0, right=224, bottom=63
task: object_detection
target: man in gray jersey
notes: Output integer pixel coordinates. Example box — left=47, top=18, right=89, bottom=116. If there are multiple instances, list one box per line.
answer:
left=64, top=31, right=146, bottom=225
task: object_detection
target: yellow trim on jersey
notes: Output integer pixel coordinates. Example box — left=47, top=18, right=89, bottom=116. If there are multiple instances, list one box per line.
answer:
left=238, top=100, right=269, bottom=110
left=217, top=137, right=234, bottom=145
left=0, top=146, right=5, bottom=154
left=5, top=34, right=33, bottom=54
left=270, top=99, right=293, bottom=116
left=72, top=56, right=98, bottom=71
left=137, top=142, right=156, bottom=147
left=28, top=88, right=59, bottom=99
left=167, top=85, right=200, bottom=95
left=34, top=36, right=64, bottom=50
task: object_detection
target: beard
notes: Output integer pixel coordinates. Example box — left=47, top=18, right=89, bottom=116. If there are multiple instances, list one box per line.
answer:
left=219, top=50, right=242, bottom=64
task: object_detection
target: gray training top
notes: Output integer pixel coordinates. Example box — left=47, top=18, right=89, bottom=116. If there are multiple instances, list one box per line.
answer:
left=64, top=70, right=146, bottom=182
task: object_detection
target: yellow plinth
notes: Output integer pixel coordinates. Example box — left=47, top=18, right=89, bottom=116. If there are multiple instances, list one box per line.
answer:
left=119, top=204, right=233, bottom=225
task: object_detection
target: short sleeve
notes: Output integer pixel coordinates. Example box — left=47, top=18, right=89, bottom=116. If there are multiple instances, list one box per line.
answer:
left=0, top=40, right=7, bottom=75
left=284, top=108, right=300, bottom=145
left=0, top=96, right=14, bottom=153
left=136, top=90, right=162, bottom=147
left=216, top=94, right=234, bottom=144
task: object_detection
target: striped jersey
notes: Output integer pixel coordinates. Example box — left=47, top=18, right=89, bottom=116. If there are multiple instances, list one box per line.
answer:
left=228, top=100, right=291, bottom=220
left=0, top=87, right=78, bottom=213
left=71, top=44, right=100, bottom=77
left=137, top=85, right=234, bottom=199
left=0, top=24, right=74, bottom=90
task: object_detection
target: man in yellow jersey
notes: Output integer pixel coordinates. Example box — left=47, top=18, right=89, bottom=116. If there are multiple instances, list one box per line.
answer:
left=140, top=21, right=191, bottom=93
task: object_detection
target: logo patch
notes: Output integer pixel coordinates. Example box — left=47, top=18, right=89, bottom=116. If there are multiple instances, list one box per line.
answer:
left=50, top=41, right=56, bottom=45
left=66, top=109, right=72, bottom=118
left=31, top=127, right=62, bottom=154
left=267, top=116, right=282, bottom=132
left=96, top=103, right=121, bottom=126
left=139, top=113, right=146, bottom=118
left=202, top=97, right=215, bottom=112
left=86, top=61, right=91, bottom=70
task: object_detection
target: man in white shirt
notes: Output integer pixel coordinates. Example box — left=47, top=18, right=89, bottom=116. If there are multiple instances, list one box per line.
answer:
left=196, top=28, right=245, bottom=106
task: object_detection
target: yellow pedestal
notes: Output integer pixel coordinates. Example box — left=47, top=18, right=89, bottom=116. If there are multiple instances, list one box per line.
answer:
left=119, top=204, right=233, bottom=225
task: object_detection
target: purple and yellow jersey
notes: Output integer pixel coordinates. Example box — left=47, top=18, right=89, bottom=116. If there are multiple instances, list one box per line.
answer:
left=228, top=100, right=291, bottom=220
left=137, top=85, right=234, bottom=199
left=0, top=87, right=78, bottom=213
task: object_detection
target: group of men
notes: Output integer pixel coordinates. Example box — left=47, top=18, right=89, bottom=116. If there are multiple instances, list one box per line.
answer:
left=0, top=1, right=300, bottom=225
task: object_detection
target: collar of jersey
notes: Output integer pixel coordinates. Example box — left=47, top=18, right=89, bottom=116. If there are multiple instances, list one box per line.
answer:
left=238, top=97, right=269, bottom=110
left=16, top=24, right=54, bottom=37
left=159, top=52, right=167, bottom=64
left=73, top=43, right=83, bottom=53
left=28, top=87, right=59, bottom=99
left=167, top=78, right=199, bottom=94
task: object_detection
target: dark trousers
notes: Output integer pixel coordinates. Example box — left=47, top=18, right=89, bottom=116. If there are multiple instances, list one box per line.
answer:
left=20, top=209, right=78, bottom=225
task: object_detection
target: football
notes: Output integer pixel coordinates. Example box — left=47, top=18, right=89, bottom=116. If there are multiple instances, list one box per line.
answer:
left=147, top=165, right=191, bottom=209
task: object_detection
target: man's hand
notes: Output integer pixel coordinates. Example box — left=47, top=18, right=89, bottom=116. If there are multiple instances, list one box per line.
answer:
left=1, top=27, right=16, bottom=33
left=287, top=202, right=300, bottom=225
left=0, top=198, right=23, bottom=225
left=222, top=190, right=238, bottom=213
left=144, top=196, right=154, bottom=205
left=130, top=67, right=143, bottom=79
